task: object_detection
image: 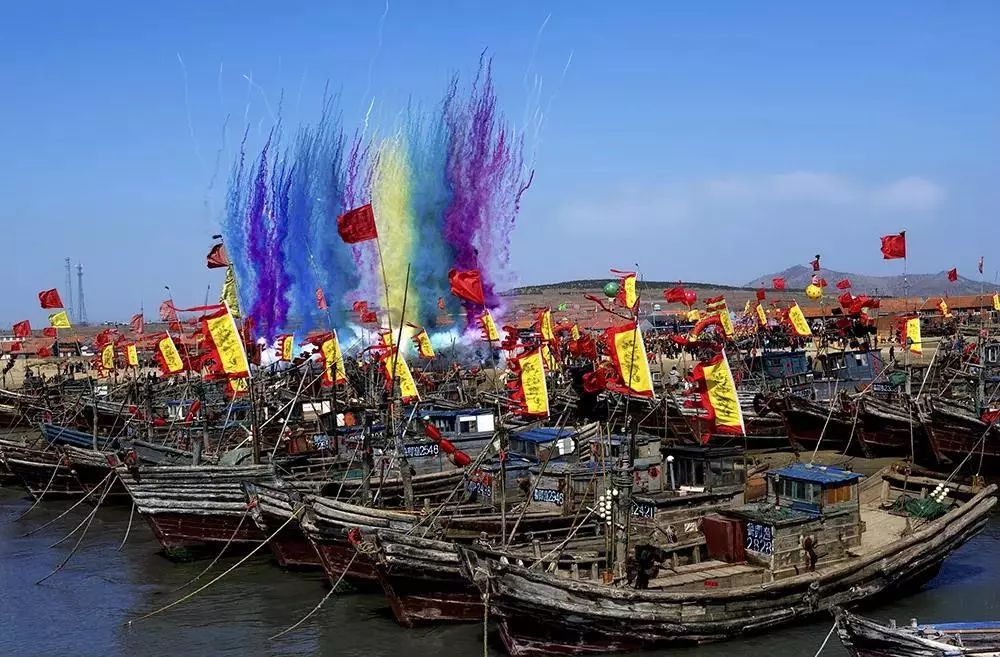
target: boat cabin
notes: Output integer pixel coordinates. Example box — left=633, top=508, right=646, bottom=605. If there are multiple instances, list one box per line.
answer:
left=508, top=427, right=578, bottom=462
left=724, top=463, right=863, bottom=579
left=661, top=445, right=746, bottom=493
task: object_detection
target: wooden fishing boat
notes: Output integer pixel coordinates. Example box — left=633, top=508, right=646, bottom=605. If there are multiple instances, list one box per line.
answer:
left=242, top=478, right=324, bottom=569
left=118, top=464, right=275, bottom=560
left=835, top=608, right=1000, bottom=657
left=918, top=397, right=1000, bottom=472
left=59, top=444, right=130, bottom=502
left=0, top=438, right=87, bottom=499
left=766, top=392, right=864, bottom=455
left=464, top=465, right=997, bottom=656
left=855, top=395, right=929, bottom=459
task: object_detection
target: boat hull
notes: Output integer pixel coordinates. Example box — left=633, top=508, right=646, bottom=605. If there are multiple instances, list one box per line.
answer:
left=142, top=512, right=265, bottom=561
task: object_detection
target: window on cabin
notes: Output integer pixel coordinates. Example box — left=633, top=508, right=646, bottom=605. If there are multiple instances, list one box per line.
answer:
left=855, top=353, right=867, bottom=366
left=459, top=419, right=477, bottom=434
left=822, top=484, right=853, bottom=505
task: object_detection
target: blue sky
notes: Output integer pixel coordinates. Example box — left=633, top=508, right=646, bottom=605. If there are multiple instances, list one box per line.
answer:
left=3, top=1, right=999, bottom=325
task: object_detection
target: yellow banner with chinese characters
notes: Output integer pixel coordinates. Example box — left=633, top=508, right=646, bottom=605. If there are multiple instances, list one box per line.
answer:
left=48, top=310, right=72, bottom=329
left=414, top=330, right=435, bottom=359
left=611, top=324, right=654, bottom=398
left=126, top=344, right=139, bottom=367
left=541, top=343, right=559, bottom=371
left=571, top=324, right=581, bottom=341
left=788, top=303, right=812, bottom=337
left=539, top=309, right=554, bottom=342
left=158, top=335, right=184, bottom=374
left=479, top=310, right=500, bottom=342
left=993, top=293, right=1000, bottom=312
left=622, top=273, right=638, bottom=310
left=321, top=333, right=347, bottom=385
left=713, top=307, right=734, bottom=337
left=938, top=299, right=952, bottom=318
left=906, top=317, right=922, bottom=355
left=756, top=303, right=767, bottom=327
left=220, top=265, right=241, bottom=318
left=702, top=352, right=745, bottom=435
left=101, top=344, right=115, bottom=372
left=518, top=349, right=549, bottom=416
left=279, top=335, right=293, bottom=361
left=205, top=308, right=250, bottom=377
left=384, top=350, right=420, bottom=402
left=687, top=309, right=701, bottom=322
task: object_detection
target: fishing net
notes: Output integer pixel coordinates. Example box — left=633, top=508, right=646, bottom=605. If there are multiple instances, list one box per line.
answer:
left=891, top=494, right=947, bottom=519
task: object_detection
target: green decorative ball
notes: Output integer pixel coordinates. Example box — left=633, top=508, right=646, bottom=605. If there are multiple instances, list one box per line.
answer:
left=603, top=281, right=619, bottom=298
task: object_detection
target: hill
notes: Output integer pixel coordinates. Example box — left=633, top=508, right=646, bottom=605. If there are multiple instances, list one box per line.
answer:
left=746, top=265, right=984, bottom=297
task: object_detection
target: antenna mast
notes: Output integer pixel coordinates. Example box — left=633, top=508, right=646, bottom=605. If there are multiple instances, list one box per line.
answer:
left=76, top=263, right=89, bottom=325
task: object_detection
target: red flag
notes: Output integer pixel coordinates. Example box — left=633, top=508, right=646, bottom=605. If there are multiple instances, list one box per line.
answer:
left=37, top=346, right=52, bottom=358
left=947, top=268, right=958, bottom=282
left=336, top=204, right=378, bottom=243
left=42, top=327, right=57, bottom=338
left=810, top=255, right=821, bottom=271
left=978, top=257, right=984, bottom=275
left=838, top=292, right=855, bottom=308
left=9, top=342, right=21, bottom=352
left=772, top=277, right=786, bottom=290
left=836, top=278, right=852, bottom=290
left=159, top=300, right=178, bottom=322
left=316, top=287, right=328, bottom=310
left=755, top=289, right=766, bottom=301
left=818, top=277, right=828, bottom=288
left=880, top=231, right=906, bottom=259
left=663, top=285, right=687, bottom=303
left=448, top=268, right=485, bottom=305
left=352, top=300, right=368, bottom=313
left=130, top=313, right=144, bottom=335
left=13, top=320, right=31, bottom=338
left=38, top=289, right=63, bottom=309
left=361, top=310, right=378, bottom=324
left=206, top=243, right=229, bottom=269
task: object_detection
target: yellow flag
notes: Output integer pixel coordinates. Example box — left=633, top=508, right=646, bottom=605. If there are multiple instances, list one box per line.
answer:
left=320, top=332, right=347, bottom=385
left=700, top=352, right=745, bottom=435
left=756, top=303, right=767, bottom=327
left=938, top=299, right=952, bottom=318
left=228, top=377, right=249, bottom=397
left=538, top=309, right=554, bottom=342
left=906, top=317, right=922, bottom=355
left=48, top=310, right=72, bottom=329
left=541, top=343, right=559, bottom=371
left=414, top=330, right=435, bottom=359
left=384, top=350, right=420, bottom=402
left=714, top=307, right=734, bottom=337
left=157, top=334, right=184, bottom=374
left=479, top=310, right=500, bottom=342
left=743, top=299, right=752, bottom=317
left=622, top=273, right=638, bottom=310
left=126, top=344, right=139, bottom=367
left=101, top=344, right=115, bottom=371
left=204, top=307, right=250, bottom=377
left=279, top=335, right=294, bottom=361
left=687, top=309, right=701, bottom=322
left=788, top=303, right=812, bottom=336
left=994, top=293, right=1000, bottom=312
left=609, top=323, right=654, bottom=398
left=571, top=324, right=581, bottom=341
left=517, top=349, right=549, bottom=416
left=220, top=265, right=241, bottom=318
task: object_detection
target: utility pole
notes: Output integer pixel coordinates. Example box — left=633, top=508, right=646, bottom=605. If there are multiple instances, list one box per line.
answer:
left=76, top=263, right=89, bottom=325
left=64, top=257, right=75, bottom=322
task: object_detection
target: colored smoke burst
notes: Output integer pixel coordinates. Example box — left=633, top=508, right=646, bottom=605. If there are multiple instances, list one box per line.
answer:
left=222, top=60, right=532, bottom=341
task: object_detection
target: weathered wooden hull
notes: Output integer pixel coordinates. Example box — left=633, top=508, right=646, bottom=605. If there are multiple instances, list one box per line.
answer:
left=242, top=480, right=321, bottom=569
left=856, top=397, right=924, bottom=459
left=920, top=400, right=1000, bottom=472
left=60, top=445, right=130, bottom=502
left=118, top=464, right=274, bottom=560
left=473, top=486, right=997, bottom=656
left=835, top=608, right=1000, bottom=657
left=373, top=532, right=482, bottom=626
left=778, top=395, right=861, bottom=454
left=1, top=445, right=86, bottom=499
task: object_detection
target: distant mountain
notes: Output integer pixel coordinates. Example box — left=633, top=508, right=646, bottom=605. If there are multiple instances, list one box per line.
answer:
left=746, top=265, right=984, bottom=297
left=505, top=279, right=748, bottom=296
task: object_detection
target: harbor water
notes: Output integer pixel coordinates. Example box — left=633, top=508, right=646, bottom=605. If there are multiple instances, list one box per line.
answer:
left=2, top=487, right=999, bottom=657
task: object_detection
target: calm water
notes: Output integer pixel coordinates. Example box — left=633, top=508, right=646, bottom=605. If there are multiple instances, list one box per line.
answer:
left=2, top=487, right=999, bottom=657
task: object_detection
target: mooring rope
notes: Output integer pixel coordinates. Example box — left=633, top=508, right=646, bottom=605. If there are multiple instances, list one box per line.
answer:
left=118, top=501, right=136, bottom=551
left=36, top=476, right=114, bottom=584
left=49, top=473, right=117, bottom=548
left=15, top=460, right=67, bottom=520
left=158, top=506, right=253, bottom=595
left=813, top=620, right=837, bottom=657
left=20, top=469, right=116, bottom=537
left=268, top=552, right=358, bottom=641
left=127, top=506, right=304, bottom=625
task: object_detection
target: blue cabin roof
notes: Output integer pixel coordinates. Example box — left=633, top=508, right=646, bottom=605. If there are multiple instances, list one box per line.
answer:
left=513, top=427, right=576, bottom=444
left=768, top=463, right=862, bottom=486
